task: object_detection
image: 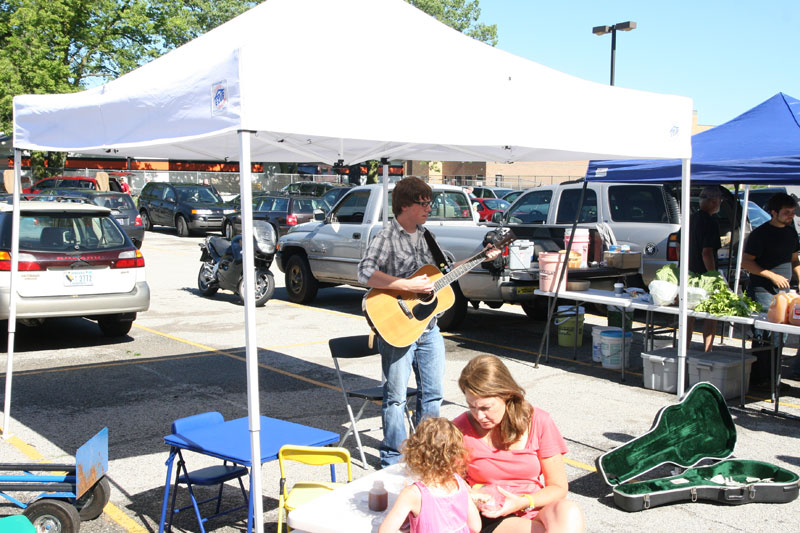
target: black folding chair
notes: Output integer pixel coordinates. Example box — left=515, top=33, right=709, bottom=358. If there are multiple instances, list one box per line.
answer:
left=329, top=335, right=417, bottom=467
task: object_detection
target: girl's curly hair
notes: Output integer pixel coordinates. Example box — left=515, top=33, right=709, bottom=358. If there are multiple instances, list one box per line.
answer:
left=402, top=417, right=468, bottom=487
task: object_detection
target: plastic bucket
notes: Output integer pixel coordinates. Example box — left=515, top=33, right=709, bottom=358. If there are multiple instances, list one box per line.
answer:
left=564, top=228, right=590, bottom=268
left=592, top=326, right=616, bottom=362
left=539, top=252, right=567, bottom=292
left=601, top=328, right=633, bottom=369
left=608, top=305, right=634, bottom=332
left=555, top=305, right=585, bottom=347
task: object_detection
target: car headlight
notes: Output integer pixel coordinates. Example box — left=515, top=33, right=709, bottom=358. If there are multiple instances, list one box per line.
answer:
left=192, top=209, right=212, bottom=215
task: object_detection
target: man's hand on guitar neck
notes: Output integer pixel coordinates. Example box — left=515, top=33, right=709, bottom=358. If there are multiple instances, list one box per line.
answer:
left=453, top=244, right=501, bottom=268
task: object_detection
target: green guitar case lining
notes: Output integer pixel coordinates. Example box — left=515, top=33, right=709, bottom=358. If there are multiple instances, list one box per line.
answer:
left=596, top=382, right=799, bottom=512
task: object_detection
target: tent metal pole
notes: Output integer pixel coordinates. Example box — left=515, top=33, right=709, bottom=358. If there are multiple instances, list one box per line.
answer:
left=729, top=185, right=750, bottom=339
left=238, top=130, right=264, bottom=533
left=2, top=149, right=22, bottom=438
left=382, top=161, right=389, bottom=228
left=677, top=158, right=691, bottom=398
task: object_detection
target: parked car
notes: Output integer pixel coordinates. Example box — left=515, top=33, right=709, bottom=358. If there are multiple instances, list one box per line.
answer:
left=281, top=181, right=336, bottom=196
left=321, top=185, right=355, bottom=212
left=471, top=197, right=510, bottom=222
left=498, top=180, right=682, bottom=286
left=137, top=182, right=233, bottom=236
left=0, top=200, right=150, bottom=336
left=223, top=194, right=327, bottom=239
left=469, top=186, right=513, bottom=199
left=23, top=175, right=123, bottom=194
left=501, top=190, right=523, bottom=204
left=738, top=186, right=800, bottom=234
left=39, top=190, right=145, bottom=248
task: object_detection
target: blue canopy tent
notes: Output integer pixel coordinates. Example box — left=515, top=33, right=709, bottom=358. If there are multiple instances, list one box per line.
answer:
left=586, top=93, right=800, bottom=184
left=585, top=92, right=800, bottom=398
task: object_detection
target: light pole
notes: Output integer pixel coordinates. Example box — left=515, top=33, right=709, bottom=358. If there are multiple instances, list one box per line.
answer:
left=592, top=21, right=636, bottom=86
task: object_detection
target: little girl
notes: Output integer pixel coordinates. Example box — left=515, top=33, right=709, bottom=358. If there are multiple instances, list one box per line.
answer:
left=379, top=417, right=481, bottom=533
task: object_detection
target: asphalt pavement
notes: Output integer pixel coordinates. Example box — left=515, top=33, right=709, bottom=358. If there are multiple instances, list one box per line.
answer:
left=0, top=229, right=798, bottom=532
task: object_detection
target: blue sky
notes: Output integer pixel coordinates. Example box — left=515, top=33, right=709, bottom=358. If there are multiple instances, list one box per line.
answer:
left=477, top=0, right=799, bottom=126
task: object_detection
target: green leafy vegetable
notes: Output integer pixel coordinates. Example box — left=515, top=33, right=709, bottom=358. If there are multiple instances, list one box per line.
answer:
left=655, top=264, right=679, bottom=285
left=653, top=265, right=762, bottom=316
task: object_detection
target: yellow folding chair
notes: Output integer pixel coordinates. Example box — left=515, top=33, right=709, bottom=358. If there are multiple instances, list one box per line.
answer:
left=277, top=445, right=352, bottom=533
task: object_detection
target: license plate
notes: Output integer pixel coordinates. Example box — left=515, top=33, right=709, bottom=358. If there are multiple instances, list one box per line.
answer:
left=516, top=286, right=534, bottom=295
left=65, top=271, right=93, bottom=286
left=114, top=216, right=128, bottom=224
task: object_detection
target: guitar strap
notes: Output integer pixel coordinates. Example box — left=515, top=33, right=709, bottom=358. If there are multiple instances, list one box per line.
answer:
left=423, top=229, right=451, bottom=273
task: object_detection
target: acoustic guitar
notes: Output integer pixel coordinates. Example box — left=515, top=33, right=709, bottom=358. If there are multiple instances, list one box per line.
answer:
left=364, top=231, right=516, bottom=347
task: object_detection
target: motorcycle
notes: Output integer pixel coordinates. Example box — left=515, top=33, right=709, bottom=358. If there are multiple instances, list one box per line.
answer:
left=197, top=219, right=276, bottom=306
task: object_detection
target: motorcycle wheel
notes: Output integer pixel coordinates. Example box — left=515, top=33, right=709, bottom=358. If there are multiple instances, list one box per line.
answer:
left=240, top=268, right=275, bottom=307
left=197, top=262, right=219, bottom=296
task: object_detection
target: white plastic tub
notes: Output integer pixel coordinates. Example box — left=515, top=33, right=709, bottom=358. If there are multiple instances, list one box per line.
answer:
left=641, top=349, right=682, bottom=393
left=687, top=351, right=757, bottom=400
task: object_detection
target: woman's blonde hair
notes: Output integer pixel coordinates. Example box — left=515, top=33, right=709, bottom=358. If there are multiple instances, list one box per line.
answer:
left=402, top=417, right=468, bottom=487
left=458, top=355, right=532, bottom=448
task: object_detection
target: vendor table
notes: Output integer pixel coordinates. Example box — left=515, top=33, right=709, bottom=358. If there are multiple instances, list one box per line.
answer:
left=288, top=463, right=409, bottom=533
left=535, top=288, right=757, bottom=405
left=158, top=415, right=339, bottom=533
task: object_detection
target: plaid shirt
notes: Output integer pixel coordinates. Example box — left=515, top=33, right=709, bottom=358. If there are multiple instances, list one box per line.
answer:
left=358, top=219, right=436, bottom=286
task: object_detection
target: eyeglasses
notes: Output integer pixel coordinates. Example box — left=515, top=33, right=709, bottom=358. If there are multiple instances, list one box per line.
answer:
left=413, top=201, right=432, bottom=208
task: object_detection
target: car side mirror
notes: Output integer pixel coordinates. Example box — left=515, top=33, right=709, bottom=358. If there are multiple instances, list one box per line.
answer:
left=166, top=196, right=176, bottom=204
left=491, top=211, right=505, bottom=223
left=313, top=208, right=326, bottom=221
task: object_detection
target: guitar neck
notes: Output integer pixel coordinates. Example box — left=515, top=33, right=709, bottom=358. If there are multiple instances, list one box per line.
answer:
left=432, top=251, right=488, bottom=293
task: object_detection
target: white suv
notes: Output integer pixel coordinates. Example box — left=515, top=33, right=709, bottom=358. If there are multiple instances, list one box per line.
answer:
left=0, top=200, right=150, bottom=336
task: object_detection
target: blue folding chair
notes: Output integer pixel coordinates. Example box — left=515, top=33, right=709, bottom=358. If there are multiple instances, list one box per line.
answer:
left=167, top=412, right=249, bottom=533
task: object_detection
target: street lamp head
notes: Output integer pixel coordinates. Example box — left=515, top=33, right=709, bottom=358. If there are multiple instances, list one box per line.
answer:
left=592, top=25, right=611, bottom=36
left=616, top=21, right=637, bottom=31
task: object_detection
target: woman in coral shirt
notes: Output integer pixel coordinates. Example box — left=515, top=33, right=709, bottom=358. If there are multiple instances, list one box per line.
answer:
left=453, top=355, right=584, bottom=533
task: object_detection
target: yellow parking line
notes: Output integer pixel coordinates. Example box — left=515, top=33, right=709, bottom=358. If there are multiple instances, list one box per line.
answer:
left=564, top=457, right=596, bottom=473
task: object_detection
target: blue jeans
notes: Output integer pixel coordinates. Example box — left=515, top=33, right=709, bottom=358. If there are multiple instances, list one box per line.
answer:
left=378, top=325, right=445, bottom=468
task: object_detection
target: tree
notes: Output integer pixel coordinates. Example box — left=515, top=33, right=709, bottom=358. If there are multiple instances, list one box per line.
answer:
left=408, top=0, right=497, bottom=46
left=0, top=0, right=260, bottom=175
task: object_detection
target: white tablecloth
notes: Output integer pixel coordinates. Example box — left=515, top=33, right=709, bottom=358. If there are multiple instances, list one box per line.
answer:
left=289, top=463, right=410, bottom=533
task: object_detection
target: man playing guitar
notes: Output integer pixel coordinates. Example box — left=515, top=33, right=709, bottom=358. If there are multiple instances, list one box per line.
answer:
left=358, top=177, right=500, bottom=467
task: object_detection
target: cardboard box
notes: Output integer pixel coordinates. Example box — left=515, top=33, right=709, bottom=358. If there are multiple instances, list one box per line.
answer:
left=603, top=251, right=642, bottom=269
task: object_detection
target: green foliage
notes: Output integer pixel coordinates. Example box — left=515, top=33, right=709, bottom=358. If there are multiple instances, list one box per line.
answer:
left=0, top=0, right=258, bottom=173
left=654, top=266, right=762, bottom=317
left=408, top=0, right=497, bottom=45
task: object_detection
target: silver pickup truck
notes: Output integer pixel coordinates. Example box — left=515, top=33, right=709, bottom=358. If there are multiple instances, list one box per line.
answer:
left=275, top=184, right=636, bottom=329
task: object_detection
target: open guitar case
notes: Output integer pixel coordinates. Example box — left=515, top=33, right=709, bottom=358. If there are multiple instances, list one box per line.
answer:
left=596, top=382, right=799, bottom=512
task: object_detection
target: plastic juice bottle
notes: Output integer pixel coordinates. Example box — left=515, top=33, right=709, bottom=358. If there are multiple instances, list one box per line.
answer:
left=767, top=291, right=794, bottom=324
left=788, top=291, right=800, bottom=325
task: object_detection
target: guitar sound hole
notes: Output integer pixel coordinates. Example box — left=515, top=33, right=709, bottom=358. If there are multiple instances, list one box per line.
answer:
left=419, top=293, right=435, bottom=302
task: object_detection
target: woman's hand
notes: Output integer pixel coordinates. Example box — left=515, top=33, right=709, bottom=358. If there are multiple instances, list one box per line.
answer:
left=477, top=486, right=529, bottom=518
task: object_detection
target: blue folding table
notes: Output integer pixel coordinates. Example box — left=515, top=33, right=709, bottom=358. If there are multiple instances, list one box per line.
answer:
left=158, top=415, right=338, bottom=533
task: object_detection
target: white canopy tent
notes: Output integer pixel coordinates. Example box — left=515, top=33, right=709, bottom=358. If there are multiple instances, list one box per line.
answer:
left=10, top=0, right=693, bottom=530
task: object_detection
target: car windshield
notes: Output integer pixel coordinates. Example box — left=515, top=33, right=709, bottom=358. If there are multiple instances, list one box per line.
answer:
left=743, top=200, right=770, bottom=228
left=293, top=198, right=326, bottom=213
left=16, top=214, right=127, bottom=251
left=176, top=187, right=222, bottom=203
left=483, top=199, right=510, bottom=210
left=91, top=195, right=136, bottom=210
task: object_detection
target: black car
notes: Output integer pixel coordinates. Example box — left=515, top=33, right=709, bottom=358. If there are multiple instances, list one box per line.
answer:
left=137, top=182, right=233, bottom=236
left=223, top=194, right=327, bottom=239
left=281, top=181, right=336, bottom=196
left=40, top=189, right=145, bottom=248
